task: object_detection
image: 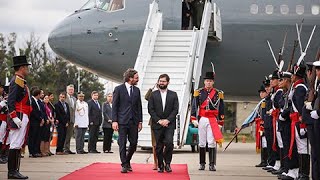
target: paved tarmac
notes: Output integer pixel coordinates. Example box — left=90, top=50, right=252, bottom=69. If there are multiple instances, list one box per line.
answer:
left=0, top=140, right=275, bottom=180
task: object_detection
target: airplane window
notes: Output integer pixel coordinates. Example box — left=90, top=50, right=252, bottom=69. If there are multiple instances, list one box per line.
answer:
left=250, top=4, right=259, bottom=14
left=280, top=5, right=289, bottom=15
left=97, top=0, right=111, bottom=11
left=265, top=5, right=274, bottom=15
left=108, top=0, right=124, bottom=12
left=296, top=5, right=304, bottom=15
left=80, top=0, right=97, bottom=10
left=311, top=5, right=320, bottom=15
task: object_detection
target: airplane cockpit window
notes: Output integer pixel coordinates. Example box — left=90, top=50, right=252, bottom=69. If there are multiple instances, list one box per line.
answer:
left=80, top=0, right=97, bottom=10
left=108, top=0, right=125, bottom=12
left=96, top=0, right=110, bottom=11
left=265, top=5, right=274, bottom=15
left=280, top=5, right=289, bottom=15
left=312, top=5, right=320, bottom=15
left=250, top=4, right=259, bottom=14
left=296, top=5, right=304, bottom=15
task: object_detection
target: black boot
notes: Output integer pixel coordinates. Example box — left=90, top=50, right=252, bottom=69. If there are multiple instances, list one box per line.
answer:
left=0, top=148, right=8, bottom=164
left=272, top=148, right=286, bottom=175
left=209, top=148, right=216, bottom=171
left=199, top=147, right=206, bottom=170
left=7, top=149, right=28, bottom=179
left=297, top=154, right=310, bottom=180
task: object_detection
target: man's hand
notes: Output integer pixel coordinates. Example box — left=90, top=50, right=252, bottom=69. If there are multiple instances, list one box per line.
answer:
left=40, top=119, right=45, bottom=127
left=0, top=100, right=7, bottom=108
left=66, top=123, right=69, bottom=127
left=138, top=122, right=143, bottom=132
left=112, top=122, right=119, bottom=131
left=305, top=101, right=313, bottom=110
left=12, top=117, right=22, bottom=128
left=74, top=124, right=78, bottom=128
left=55, top=120, right=59, bottom=124
left=162, top=119, right=170, bottom=127
left=311, top=110, right=319, bottom=119
left=90, top=122, right=94, bottom=126
left=192, top=120, right=198, bottom=127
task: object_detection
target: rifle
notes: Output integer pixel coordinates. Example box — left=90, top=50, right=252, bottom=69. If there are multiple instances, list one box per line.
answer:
left=287, top=40, right=299, bottom=71
left=278, top=32, right=287, bottom=65
left=307, top=48, right=320, bottom=103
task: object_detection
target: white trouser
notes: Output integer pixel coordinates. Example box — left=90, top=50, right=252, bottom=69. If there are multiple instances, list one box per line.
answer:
left=295, top=126, right=308, bottom=154
left=0, top=121, right=7, bottom=143
left=198, top=117, right=216, bottom=148
left=276, top=121, right=283, bottom=148
left=6, top=114, right=29, bottom=149
left=262, top=136, right=267, bottom=148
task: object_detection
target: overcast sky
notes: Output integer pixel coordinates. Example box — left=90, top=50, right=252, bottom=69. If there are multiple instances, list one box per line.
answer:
left=0, top=0, right=87, bottom=47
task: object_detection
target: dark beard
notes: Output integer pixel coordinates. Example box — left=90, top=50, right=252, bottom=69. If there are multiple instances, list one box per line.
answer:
left=159, top=85, right=167, bottom=90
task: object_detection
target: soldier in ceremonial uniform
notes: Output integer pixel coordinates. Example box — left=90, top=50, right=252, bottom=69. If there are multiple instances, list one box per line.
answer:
left=191, top=71, right=224, bottom=171
left=263, top=70, right=281, bottom=172
left=255, top=84, right=268, bottom=167
left=0, top=83, right=9, bottom=164
left=6, top=56, right=32, bottom=179
left=306, top=61, right=320, bottom=180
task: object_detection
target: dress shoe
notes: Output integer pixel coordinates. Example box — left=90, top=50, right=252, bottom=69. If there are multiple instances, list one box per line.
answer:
left=262, top=166, right=273, bottom=170
left=158, top=167, right=164, bottom=173
left=64, top=150, right=76, bottom=154
left=8, top=170, right=28, bottom=179
left=255, top=162, right=267, bottom=167
left=126, top=164, right=133, bottom=172
left=267, top=168, right=276, bottom=173
left=272, top=168, right=286, bottom=175
left=165, top=164, right=172, bottom=173
left=209, top=164, right=216, bottom=171
left=56, top=152, right=66, bottom=155
left=199, top=164, right=205, bottom=170
left=121, top=166, right=128, bottom=173
left=107, top=151, right=113, bottom=153
left=280, top=175, right=294, bottom=180
left=29, top=154, right=38, bottom=158
left=89, top=150, right=101, bottom=154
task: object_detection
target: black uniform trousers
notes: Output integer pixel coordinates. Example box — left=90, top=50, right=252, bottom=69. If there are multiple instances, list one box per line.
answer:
left=154, top=127, right=175, bottom=167
left=118, top=120, right=138, bottom=167
left=88, top=125, right=100, bottom=152
left=265, top=127, right=279, bottom=165
left=28, top=125, right=41, bottom=155
left=308, top=121, right=320, bottom=180
left=56, top=125, right=67, bottom=152
left=103, top=128, right=114, bottom=152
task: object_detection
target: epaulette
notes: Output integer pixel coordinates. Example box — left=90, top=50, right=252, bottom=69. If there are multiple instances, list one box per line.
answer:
left=261, top=102, right=266, bottom=108
left=15, top=76, right=25, bottom=88
left=193, top=88, right=203, bottom=97
left=218, top=90, right=224, bottom=100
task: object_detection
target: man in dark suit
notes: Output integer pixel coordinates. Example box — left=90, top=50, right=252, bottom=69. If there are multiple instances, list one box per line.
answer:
left=102, top=93, right=114, bottom=153
left=112, top=68, right=142, bottom=173
left=148, top=74, right=179, bottom=173
left=29, top=88, right=44, bottom=158
left=54, top=92, right=70, bottom=155
left=87, top=91, right=102, bottom=153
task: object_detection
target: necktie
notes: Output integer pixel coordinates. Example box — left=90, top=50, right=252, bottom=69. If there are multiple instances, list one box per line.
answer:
left=95, top=101, right=100, bottom=109
left=130, top=86, right=133, bottom=97
left=63, top=102, right=67, bottom=113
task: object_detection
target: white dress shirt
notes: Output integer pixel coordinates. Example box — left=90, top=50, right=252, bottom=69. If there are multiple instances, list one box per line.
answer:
left=32, top=96, right=40, bottom=111
left=160, top=89, right=167, bottom=111
left=125, top=82, right=133, bottom=96
left=75, top=100, right=89, bottom=128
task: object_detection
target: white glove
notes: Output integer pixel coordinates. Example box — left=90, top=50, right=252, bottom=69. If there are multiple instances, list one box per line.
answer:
left=310, top=110, right=319, bottom=119
left=268, top=109, right=273, bottom=115
left=305, top=102, right=313, bottom=111
left=12, top=117, right=22, bottom=128
left=0, top=100, right=7, bottom=108
left=192, top=120, right=198, bottom=127
left=279, top=114, right=285, bottom=121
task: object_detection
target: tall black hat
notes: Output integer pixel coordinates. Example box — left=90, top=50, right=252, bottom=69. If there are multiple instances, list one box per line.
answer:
left=12, top=56, right=31, bottom=68
left=203, top=72, right=215, bottom=80
left=271, top=70, right=281, bottom=79
left=292, top=63, right=306, bottom=78
left=258, top=85, right=266, bottom=93
left=306, top=62, right=314, bottom=71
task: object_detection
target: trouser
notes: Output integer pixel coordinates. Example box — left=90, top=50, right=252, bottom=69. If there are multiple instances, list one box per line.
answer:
left=308, top=122, right=320, bottom=180
left=88, top=125, right=99, bottom=152
left=281, top=121, right=299, bottom=171
left=56, top=125, right=67, bottom=153
left=28, top=125, right=41, bottom=155
left=295, top=125, right=310, bottom=179
left=264, top=127, right=278, bottom=166
left=64, top=122, right=74, bottom=152
left=154, top=127, right=174, bottom=167
left=7, top=114, right=29, bottom=149
left=198, top=117, right=216, bottom=148
left=75, top=127, right=87, bottom=153
left=118, top=121, right=138, bottom=167
left=103, top=128, right=113, bottom=152
left=0, top=121, right=7, bottom=143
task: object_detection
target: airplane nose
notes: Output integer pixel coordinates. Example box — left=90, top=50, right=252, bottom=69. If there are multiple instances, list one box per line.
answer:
left=48, top=20, right=72, bottom=59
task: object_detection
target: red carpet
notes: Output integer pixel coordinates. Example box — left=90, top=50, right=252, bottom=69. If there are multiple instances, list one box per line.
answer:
left=60, top=163, right=190, bottom=180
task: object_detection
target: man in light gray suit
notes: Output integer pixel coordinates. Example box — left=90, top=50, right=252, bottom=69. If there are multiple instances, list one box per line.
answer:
left=64, top=84, right=76, bottom=154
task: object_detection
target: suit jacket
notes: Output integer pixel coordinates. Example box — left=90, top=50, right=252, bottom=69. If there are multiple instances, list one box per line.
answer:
left=112, top=83, right=142, bottom=125
left=54, top=101, right=70, bottom=126
left=88, top=99, right=103, bottom=126
left=66, top=94, right=76, bottom=124
left=102, top=102, right=112, bottom=128
left=30, top=98, right=44, bottom=126
left=148, top=89, right=179, bottom=130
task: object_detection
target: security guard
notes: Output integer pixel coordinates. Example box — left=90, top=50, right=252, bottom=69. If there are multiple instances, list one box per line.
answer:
left=6, top=56, right=32, bottom=179
left=0, top=83, right=8, bottom=164
left=191, top=71, right=224, bottom=171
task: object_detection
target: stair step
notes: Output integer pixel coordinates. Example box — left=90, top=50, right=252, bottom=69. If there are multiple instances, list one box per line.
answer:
left=142, top=72, right=185, bottom=79
left=156, top=36, right=192, bottom=42
left=154, top=46, right=190, bottom=52
left=147, top=61, right=188, bottom=67
left=150, top=56, right=189, bottom=62
left=152, top=51, right=189, bottom=57
left=145, top=67, right=186, bottom=73
left=155, top=41, right=191, bottom=46
left=158, top=30, right=194, bottom=36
